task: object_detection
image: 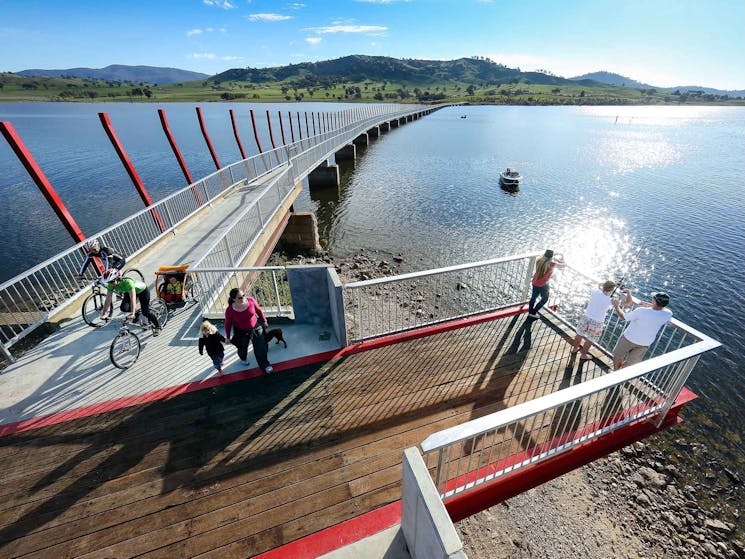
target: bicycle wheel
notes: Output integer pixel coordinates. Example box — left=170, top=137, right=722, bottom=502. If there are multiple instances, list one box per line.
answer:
left=122, top=268, right=145, bottom=281
left=185, top=277, right=203, bottom=303
left=82, top=292, right=107, bottom=327
left=150, top=298, right=169, bottom=328
left=110, top=331, right=141, bottom=369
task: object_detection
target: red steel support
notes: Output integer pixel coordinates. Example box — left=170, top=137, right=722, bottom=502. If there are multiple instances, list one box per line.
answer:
left=157, top=109, right=203, bottom=206
left=158, top=109, right=194, bottom=184
left=250, top=109, right=264, bottom=153
left=229, top=109, right=247, bottom=160
left=296, top=112, right=303, bottom=140
left=265, top=110, right=277, bottom=150
left=195, top=106, right=222, bottom=170
left=288, top=111, right=295, bottom=142
left=98, top=112, right=166, bottom=232
left=311, top=112, right=317, bottom=136
left=1, top=121, right=86, bottom=244
left=305, top=112, right=310, bottom=137
left=278, top=111, right=286, bottom=145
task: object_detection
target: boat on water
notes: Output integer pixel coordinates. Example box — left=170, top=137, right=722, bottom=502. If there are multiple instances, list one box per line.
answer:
left=499, top=167, right=522, bottom=191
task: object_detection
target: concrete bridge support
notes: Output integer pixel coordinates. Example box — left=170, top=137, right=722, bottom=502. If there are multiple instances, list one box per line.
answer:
left=280, top=211, right=321, bottom=255
left=367, top=126, right=380, bottom=138
left=390, top=119, right=399, bottom=128
left=379, top=122, right=390, bottom=132
left=308, top=162, right=340, bottom=189
left=353, top=133, right=369, bottom=147
left=335, top=143, right=356, bottom=162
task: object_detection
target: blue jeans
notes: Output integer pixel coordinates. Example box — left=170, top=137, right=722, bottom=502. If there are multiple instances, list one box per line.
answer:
left=529, top=284, right=550, bottom=315
left=211, top=353, right=224, bottom=371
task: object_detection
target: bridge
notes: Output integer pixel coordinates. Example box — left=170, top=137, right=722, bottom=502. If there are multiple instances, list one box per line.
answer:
left=0, top=104, right=720, bottom=558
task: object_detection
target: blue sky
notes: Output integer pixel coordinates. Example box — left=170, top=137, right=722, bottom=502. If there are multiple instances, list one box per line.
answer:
left=1, top=0, right=744, bottom=90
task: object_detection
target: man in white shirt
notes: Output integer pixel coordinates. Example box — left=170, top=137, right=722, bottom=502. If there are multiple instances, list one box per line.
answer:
left=612, top=291, right=672, bottom=370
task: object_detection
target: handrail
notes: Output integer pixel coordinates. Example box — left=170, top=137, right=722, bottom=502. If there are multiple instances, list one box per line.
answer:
left=1, top=102, right=447, bottom=361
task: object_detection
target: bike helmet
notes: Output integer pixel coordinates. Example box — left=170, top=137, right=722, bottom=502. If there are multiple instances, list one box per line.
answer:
left=83, top=238, right=100, bottom=251
left=102, top=268, right=121, bottom=284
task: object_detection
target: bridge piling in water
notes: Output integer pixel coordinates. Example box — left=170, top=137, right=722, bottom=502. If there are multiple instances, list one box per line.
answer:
left=335, top=144, right=356, bottom=162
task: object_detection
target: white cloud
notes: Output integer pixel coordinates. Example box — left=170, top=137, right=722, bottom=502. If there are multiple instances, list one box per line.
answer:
left=187, top=29, right=204, bottom=37
left=305, top=37, right=322, bottom=45
left=286, top=2, right=306, bottom=8
left=355, top=0, right=410, bottom=4
left=203, top=0, right=236, bottom=9
left=190, top=52, right=217, bottom=60
left=221, top=55, right=244, bottom=61
left=309, top=24, right=387, bottom=34
left=248, top=13, right=293, bottom=22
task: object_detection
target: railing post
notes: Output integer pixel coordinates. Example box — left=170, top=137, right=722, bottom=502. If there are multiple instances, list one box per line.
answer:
left=196, top=106, right=222, bottom=171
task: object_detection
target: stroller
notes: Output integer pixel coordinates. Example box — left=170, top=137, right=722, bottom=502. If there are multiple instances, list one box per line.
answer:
left=154, top=264, right=201, bottom=309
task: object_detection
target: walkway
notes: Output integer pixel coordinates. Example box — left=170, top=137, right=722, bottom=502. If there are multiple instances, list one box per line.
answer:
left=0, top=166, right=341, bottom=430
left=0, top=310, right=611, bottom=558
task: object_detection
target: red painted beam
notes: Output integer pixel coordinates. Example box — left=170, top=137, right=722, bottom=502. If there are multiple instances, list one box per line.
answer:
left=229, top=109, right=247, bottom=159
left=296, top=111, right=303, bottom=140
left=1, top=121, right=86, bottom=244
left=158, top=109, right=202, bottom=206
left=98, top=113, right=166, bottom=232
left=250, top=109, right=264, bottom=153
left=287, top=111, right=295, bottom=142
left=311, top=112, right=317, bottom=136
left=195, top=106, right=222, bottom=170
left=304, top=112, right=310, bottom=137
left=265, top=110, right=277, bottom=150
left=157, top=108, right=194, bottom=184
left=278, top=111, right=286, bottom=145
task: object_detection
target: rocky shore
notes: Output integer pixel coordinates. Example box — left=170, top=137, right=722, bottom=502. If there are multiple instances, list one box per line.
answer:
left=281, top=248, right=743, bottom=559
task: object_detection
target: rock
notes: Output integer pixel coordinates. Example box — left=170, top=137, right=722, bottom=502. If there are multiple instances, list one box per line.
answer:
left=705, top=518, right=734, bottom=534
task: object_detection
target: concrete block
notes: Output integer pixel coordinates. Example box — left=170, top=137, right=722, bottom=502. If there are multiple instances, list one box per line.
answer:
left=308, top=164, right=340, bottom=188
left=287, top=265, right=334, bottom=325
left=335, top=143, right=356, bottom=161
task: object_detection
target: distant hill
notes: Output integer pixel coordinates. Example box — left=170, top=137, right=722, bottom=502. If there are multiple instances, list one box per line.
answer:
left=211, top=55, right=576, bottom=87
left=15, top=65, right=208, bottom=85
left=571, top=70, right=745, bottom=98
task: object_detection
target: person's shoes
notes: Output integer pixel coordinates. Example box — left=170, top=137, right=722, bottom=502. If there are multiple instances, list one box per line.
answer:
left=580, top=354, right=592, bottom=360
left=265, top=365, right=274, bottom=375
left=152, top=327, right=161, bottom=337
left=528, top=313, right=539, bottom=318
left=217, top=369, right=223, bottom=376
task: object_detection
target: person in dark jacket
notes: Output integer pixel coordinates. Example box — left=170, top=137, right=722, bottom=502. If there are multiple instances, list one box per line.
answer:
left=199, top=320, right=226, bottom=376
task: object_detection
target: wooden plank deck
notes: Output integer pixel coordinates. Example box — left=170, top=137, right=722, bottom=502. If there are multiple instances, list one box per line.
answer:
left=0, top=313, right=613, bottom=559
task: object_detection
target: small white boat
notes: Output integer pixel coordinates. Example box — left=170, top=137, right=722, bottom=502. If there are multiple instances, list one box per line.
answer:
left=499, top=168, right=522, bottom=191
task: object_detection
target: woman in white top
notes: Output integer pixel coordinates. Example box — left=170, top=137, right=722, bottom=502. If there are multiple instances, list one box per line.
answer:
left=571, top=280, right=624, bottom=360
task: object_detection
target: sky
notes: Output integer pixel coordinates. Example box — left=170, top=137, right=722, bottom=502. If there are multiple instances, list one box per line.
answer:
left=1, top=0, right=744, bottom=90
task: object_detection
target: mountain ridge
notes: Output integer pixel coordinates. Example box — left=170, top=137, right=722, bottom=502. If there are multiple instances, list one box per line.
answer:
left=15, top=64, right=208, bottom=85
left=570, top=70, right=745, bottom=97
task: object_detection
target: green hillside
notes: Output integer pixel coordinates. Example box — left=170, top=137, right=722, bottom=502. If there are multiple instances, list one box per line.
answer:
left=2, top=56, right=743, bottom=105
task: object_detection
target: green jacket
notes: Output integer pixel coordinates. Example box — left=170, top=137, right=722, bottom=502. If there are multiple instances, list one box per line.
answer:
left=107, top=277, right=147, bottom=294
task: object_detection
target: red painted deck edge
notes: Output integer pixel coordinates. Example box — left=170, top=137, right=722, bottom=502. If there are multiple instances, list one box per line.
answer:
left=0, top=348, right=340, bottom=437
left=254, top=501, right=402, bottom=559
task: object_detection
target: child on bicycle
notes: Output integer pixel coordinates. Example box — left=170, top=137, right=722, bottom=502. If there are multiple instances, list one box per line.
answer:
left=75, top=238, right=126, bottom=280
left=199, top=320, right=226, bottom=376
left=99, top=269, right=161, bottom=336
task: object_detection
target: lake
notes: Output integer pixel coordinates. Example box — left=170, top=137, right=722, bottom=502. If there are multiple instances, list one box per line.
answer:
left=1, top=102, right=744, bottom=522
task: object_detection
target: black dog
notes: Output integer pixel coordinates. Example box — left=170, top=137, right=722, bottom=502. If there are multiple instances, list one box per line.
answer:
left=263, top=327, right=287, bottom=348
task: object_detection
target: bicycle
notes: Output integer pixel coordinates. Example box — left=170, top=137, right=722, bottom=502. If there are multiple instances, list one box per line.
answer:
left=80, top=268, right=144, bottom=327
left=105, top=301, right=169, bottom=369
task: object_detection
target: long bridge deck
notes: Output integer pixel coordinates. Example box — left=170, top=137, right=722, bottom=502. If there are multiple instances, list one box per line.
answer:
left=0, top=311, right=603, bottom=558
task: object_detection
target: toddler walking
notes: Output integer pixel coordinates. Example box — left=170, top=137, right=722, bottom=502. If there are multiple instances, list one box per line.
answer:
left=199, top=320, right=226, bottom=376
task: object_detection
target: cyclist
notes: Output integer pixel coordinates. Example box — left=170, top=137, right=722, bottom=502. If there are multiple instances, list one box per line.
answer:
left=75, top=238, right=126, bottom=280
left=99, top=269, right=161, bottom=336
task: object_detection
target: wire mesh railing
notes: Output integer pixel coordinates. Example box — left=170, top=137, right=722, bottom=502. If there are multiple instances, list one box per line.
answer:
left=343, top=253, right=539, bottom=342
left=190, top=267, right=290, bottom=320
left=420, top=332, right=718, bottom=501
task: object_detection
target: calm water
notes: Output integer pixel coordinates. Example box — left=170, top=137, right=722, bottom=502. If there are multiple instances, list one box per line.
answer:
left=2, top=103, right=744, bottom=502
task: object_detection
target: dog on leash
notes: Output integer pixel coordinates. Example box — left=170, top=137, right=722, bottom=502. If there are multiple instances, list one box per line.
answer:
left=263, top=326, right=287, bottom=348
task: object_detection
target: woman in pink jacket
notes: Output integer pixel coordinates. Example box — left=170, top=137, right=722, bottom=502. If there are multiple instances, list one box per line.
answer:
left=224, top=287, right=273, bottom=374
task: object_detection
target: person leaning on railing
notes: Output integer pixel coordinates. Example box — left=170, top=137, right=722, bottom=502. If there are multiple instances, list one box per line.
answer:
left=74, top=238, right=126, bottom=280
left=612, top=290, right=672, bottom=370
left=99, top=269, right=162, bottom=336
left=528, top=249, right=566, bottom=319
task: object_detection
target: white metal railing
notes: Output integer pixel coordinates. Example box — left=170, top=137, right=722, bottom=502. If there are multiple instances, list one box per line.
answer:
left=343, top=252, right=539, bottom=342
left=190, top=267, right=290, bottom=320
left=421, top=331, right=719, bottom=500
left=1, top=103, right=448, bottom=361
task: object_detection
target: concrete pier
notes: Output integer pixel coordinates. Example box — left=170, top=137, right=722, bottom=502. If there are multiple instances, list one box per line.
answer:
left=367, top=126, right=380, bottom=138
left=308, top=162, right=340, bottom=189
left=280, top=211, right=321, bottom=255
left=353, top=133, right=369, bottom=147
left=335, top=143, right=357, bottom=162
